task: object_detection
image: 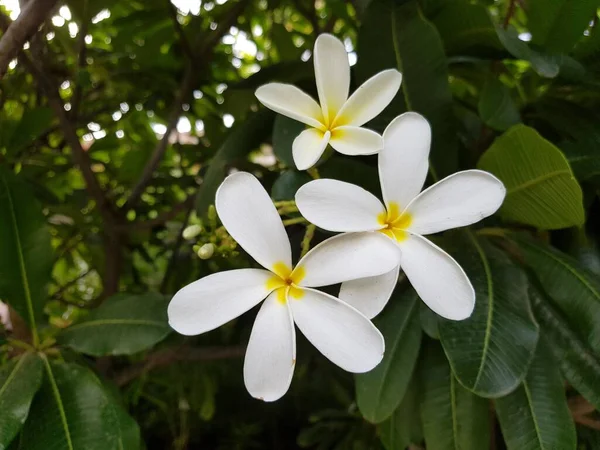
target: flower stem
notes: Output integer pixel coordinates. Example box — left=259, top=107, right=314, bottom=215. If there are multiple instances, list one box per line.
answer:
left=476, top=227, right=509, bottom=238
left=307, top=167, right=320, bottom=179
left=283, top=217, right=308, bottom=226
left=301, top=224, right=316, bottom=258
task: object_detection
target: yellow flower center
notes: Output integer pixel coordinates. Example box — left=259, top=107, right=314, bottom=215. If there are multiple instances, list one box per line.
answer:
left=266, top=262, right=305, bottom=304
left=377, top=202, right=412, bottom=242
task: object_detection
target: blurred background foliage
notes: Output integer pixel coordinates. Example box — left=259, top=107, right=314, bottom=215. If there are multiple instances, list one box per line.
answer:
left=1, top=0, right=600, bottom=448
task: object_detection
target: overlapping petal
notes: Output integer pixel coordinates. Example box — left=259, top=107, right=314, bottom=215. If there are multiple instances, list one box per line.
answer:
left=405, top=170, right=507, bottom=236
left=379, top=113, right=431, bottom=209
left=334, top=69, right=402, bottom=127
left=292, top=128, right=331, bottom=170
left=255, top=83, right=324, bottom=129
left=329, top=126, right=383, bottom=156
left=216, top=172, right=292, bottom=270
left=398, top=233, right=475, bottom=320
left=289, top=288, right=384, bottom=372
left=244, top=291, right=296, bottom=402
left=314, top=34, right=350, bottom=125
left=168, top=269, right=272, bottom=335
left=338, top=266, right=400, bottom=319
left=295, top=179, right=385, bottom=232
left=297, top=232, right=401, bottom=288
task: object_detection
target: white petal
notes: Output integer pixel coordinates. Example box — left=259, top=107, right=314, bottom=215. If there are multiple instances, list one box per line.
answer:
left=314, top=34, right=350, bottom=125
left=289, top=288, right=384, bottom=372
left=216, top=172, right=292, bottom=270
left=244, top=291, right=296, bottom=402
left=255, top=83, right=324, bottom=129
left=379, top=113, right=431, bottom=209
left=338, top=265, right=400, bottom=319
left=334, top=69, right=402, bottom=127
left=329, top=126, right=383, bottom=156
left=398, top=234, right=474, bottom=320
left=405, top=170, right=506, bottom=235
left=297, top=232, right=401, bottom=288
left=168, top=269, right=272, bottom=335
left=295, top=179, right=385, bottom=232
left=292, top=128, right=330, bottom=170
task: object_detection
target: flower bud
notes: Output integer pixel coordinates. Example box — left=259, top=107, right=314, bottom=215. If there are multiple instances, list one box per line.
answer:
left=197, top=243, right=215, bottom=260
left=208, top=205, right=217, bottom=222
left=182, top=224, right=202, bottom=240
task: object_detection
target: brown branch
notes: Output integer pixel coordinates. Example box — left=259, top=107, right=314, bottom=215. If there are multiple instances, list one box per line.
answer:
left=167, top=1, right=194, bottom=61
left=70, top=0, right=89, bottom=120
left=123, top=0, right=251, bottom=209
left=114, top=345, right=245, bottom=386
left=51, top=269, right=92, bottom=299
left=0, top=0, right=58, bottom=79
left=503, top=0, right=517, bottom=29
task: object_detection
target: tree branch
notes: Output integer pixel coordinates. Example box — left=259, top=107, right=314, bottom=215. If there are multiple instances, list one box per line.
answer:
left=0, top=0, right=58, bottom=79
left=114, top=345, right=245, bottom=386
left=123, top=0, right=251, bottom=209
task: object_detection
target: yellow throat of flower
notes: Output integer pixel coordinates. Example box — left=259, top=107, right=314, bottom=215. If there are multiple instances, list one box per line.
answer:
left=377, top=202, right=412, bottom=242
left=266, top=262, right=305, bottom=303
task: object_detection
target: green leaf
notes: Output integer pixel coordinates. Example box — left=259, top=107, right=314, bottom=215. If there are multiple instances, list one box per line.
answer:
left=5, top=107, right=54, bottom=155
left=477, top=78, right=521, bottom=131
left=319, top=157, right=380, bottom=196
left=529, top=281, right=600, bottom=411
left=420, top=302, right=440, bottom=340
left=272, top=115, right=305, bottom=168
left=0, top=354, right=44, bottom=449
left=439, top=233, right=539, bottom=397
left=495, top=27, right=560, bottom=78
left=356, top=288, right=422, bottom=423
left=526, top=0, right=600, bottom=53
left=421, top=342, right=490, bottom=450
left=271, top=171, right=311, bottom=201
left=357, top=0, right=457, bottom=176
left=59, top=293, right=171, bottom=356
left=21, top=360, right=125, bottom=450
left=560, top=140, right=600, bottom=183
left=495, top=342, right=577, bottom=450
left=0, top=169, right=53, bottom=344
left=477, top=125, right=584, bottom=229
left=378, top=375, right=423, bottom=450
left=515, top=235, right=600, bottom=353
left=431, top=0, right=503, bottom=57
left=195, top=110, right=274, bottom=217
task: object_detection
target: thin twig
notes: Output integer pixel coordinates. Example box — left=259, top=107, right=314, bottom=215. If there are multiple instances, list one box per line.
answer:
left=114, top=345, right=245, bottom=386
left=503, top=0, right=517, bottom=29
left=70, top=0, right=89, bottom=120
left=0, top=0, right=58, bottom=78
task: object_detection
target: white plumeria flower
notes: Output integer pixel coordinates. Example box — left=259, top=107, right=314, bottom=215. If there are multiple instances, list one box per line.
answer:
left=168, top=172, right=401, bottom=402
left=295, top=113, right=506, bottom=320
left=255, top=33, right=402, bottom=170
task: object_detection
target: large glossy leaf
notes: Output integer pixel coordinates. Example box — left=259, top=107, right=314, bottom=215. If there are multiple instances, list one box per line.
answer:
left=319, top=157, right=380, bottom=196
left=0, top=169, right=53, bottom=343
left=495, top=342, right=577, bottom=450
left=439, top=233, right=539, bottom=397
left=477, top=125, right=584, bottom=229
left=431, top=0, right=503, bottom=57
left=59, top=293, right=170, bottom=356
left=477, top=78, right=521, bottom=131
left=421, top=342, right=490, bottom=450
left=20, top=360, right=125, bottom=450
left=515, top=235, right=600, bottom=352
left=272, top=115, right=305, bottom=169
left=529, top=283, right=600, bottom=411
left=526, top=0, right=600, bottom=53
left=195, top=109, right=274, bottom=216
left=378, top=375, right=423, bottom=450
left=5, top=107, right=54, bottom=155
left=0, top=354, right=44, bottom=449
left=271, top=171, right=311, bottom=201
left=356, top=288, right=422, bottom=423
left=357, top=0, right=457, bottom=176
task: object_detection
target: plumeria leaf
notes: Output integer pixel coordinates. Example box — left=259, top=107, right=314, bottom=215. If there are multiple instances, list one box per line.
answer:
left=378, top=375, right=423, bottom=450
left=0, top=354, right=44, bottom=449
left=515, top=234, right=600, bottom=353
left=477, top=124, right=584, bottom=229
left=195, top=109, right=274, bottom=217
left=357, top=0, right=458, bottom=176
left=421, top=341, right=490, bottom=450
left=21, top=360, right=136, bottom=450
left=477, top=77, right=521, bottom=131
left=271, top=171, right=311, bottom=201
left=273, top=115, right=307, bottom=168
left=0, top=169, right=53, bottom=342
left=356, top=288, right=422, bottom=423
left=495, top=341, right=577, bottom=450
left=59, top=293, right=171, bottom=356
left=529, top=283, right=600, bottom=410
left=439, top=233, right=539, bottom=397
